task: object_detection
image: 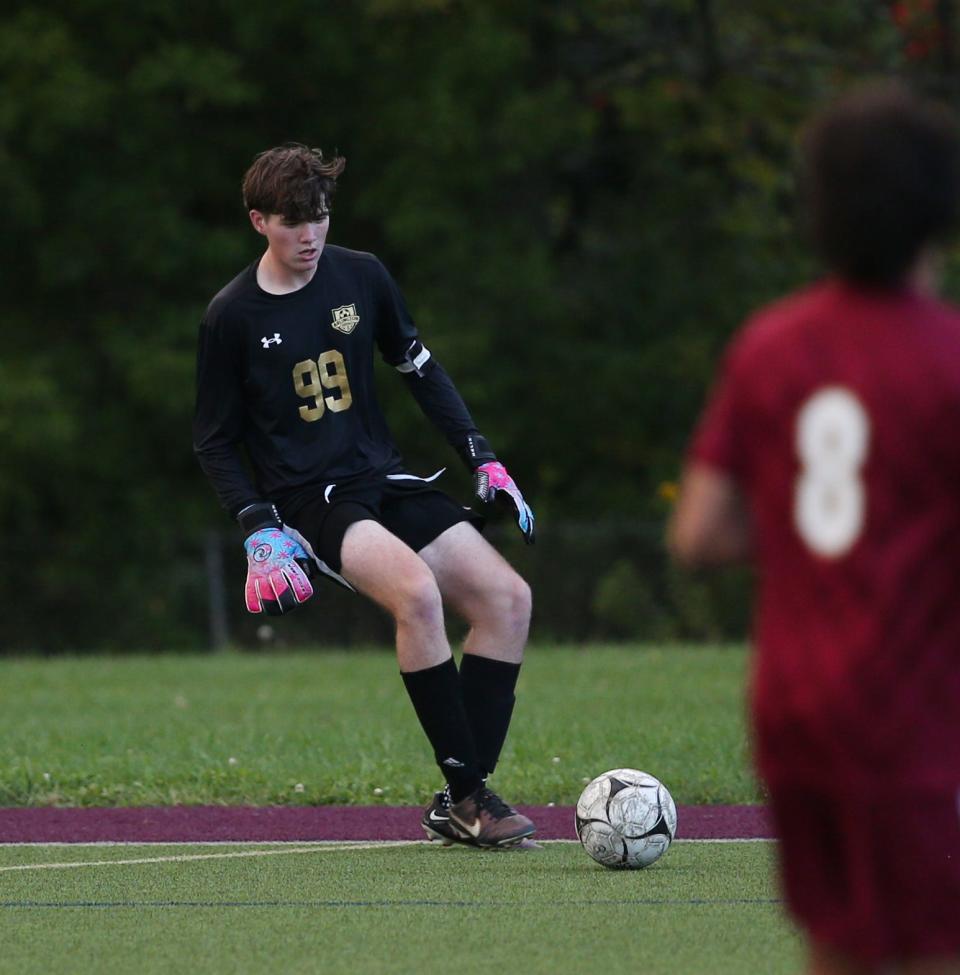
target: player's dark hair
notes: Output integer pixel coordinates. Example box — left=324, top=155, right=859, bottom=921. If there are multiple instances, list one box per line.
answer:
left=242, top=144, right=346, bottom=223
left=800, top=81, right=960, bottom=286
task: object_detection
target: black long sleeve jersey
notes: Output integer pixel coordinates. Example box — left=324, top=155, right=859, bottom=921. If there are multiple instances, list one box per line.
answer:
left=193, top=245, right=482, bottom=519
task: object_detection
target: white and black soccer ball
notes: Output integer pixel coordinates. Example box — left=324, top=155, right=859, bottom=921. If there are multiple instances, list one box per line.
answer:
left=576, top=768, right=678, bottom=869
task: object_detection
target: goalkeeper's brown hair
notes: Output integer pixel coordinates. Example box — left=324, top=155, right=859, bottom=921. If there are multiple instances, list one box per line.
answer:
left=800, top=81, right=960, bottom=286
left=242, top=144, right=346, bottom=223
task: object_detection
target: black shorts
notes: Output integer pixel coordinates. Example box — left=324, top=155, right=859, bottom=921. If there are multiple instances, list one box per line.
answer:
left=281, top=474, right=483, bottom=587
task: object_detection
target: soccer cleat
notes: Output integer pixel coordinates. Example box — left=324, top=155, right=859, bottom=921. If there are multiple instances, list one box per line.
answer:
left=447, top=786, right=536, bottom=849
left=421, top=790, right=475, bottom=847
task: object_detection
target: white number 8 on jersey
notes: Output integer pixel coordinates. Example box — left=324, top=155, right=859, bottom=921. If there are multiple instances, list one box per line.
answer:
left=794, top=387, right=870, bottom=558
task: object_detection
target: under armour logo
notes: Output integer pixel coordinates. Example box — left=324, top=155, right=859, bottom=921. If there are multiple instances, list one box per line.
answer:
left=261, top=333, right=282, bottom=348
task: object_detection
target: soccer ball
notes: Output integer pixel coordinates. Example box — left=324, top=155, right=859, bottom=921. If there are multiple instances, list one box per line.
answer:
left=576, top=768, right=678, bottom=869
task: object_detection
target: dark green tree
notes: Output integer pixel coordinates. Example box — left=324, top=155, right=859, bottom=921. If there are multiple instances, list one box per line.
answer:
left=1, top=1, right=951, bottom=648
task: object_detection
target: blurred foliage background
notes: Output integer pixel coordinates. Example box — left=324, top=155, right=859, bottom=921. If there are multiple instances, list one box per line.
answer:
left=2, top=0, right=957, bottom=651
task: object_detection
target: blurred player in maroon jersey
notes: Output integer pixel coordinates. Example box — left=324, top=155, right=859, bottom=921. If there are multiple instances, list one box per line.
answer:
left=669, top=83, right=960, bottom=975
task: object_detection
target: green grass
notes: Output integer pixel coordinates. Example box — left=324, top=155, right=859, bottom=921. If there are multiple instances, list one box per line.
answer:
left=0, top=841, right=801, bottom=975
left=0, top=646, right=796, bottom=975
left=0, top=646, right=758, bottom=807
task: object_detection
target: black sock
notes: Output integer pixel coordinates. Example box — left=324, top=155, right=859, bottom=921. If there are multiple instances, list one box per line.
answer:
left=458, top=654, right=521, bottom=779
left=401, top=658, right=483, bottom=802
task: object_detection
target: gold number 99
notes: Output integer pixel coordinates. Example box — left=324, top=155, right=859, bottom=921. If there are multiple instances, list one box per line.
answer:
left=293, top=350, right=354, bottom=422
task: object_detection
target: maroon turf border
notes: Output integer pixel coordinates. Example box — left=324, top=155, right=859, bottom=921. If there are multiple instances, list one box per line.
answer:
left=0, top=805, right=771, bottom=843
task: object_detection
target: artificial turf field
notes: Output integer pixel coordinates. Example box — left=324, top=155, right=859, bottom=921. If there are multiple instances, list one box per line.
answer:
left=0, top=647, right=804, bottom=973
left=0, top=841, right=801, bottom=974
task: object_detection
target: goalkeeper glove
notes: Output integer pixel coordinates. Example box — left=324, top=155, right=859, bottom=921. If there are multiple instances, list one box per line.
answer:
left=460, top=435, right=536, bottom=544
left=237, top=502, right=314, bottom=616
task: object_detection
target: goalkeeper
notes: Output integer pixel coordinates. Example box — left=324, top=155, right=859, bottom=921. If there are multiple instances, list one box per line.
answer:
left=193, top=144, right=536, bottom=850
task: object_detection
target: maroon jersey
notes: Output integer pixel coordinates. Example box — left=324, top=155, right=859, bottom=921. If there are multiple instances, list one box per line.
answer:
left=691, top=279, right=960, bottom=788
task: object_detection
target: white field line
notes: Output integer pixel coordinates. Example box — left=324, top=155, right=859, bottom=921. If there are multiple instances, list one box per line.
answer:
left=0, top=837, right=772, bottom=870
left=0, top=840, right=423, bottom=848
left=0, top=841, right=420, bottom=873
left=0, top=837, right=771, bottom=849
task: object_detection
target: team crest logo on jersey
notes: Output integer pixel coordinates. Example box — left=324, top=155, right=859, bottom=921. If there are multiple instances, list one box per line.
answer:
left=331, top=304, right=360, bottom=334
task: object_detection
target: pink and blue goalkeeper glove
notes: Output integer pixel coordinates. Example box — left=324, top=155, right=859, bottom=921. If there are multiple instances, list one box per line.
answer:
left=474, top=461, right=536, bottom=544
left=459, top=434, right=536, bottom=544
left=238, top=503, right=314, bottom=616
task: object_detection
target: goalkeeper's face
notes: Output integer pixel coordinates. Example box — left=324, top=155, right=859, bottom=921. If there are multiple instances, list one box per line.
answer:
left=250, top=210, right=330, bottom=276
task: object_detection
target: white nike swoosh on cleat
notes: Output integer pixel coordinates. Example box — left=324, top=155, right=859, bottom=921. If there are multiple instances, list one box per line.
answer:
left=458, top=818, right=482, bottom=838
left=428, top=810, right=449, bottom=823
